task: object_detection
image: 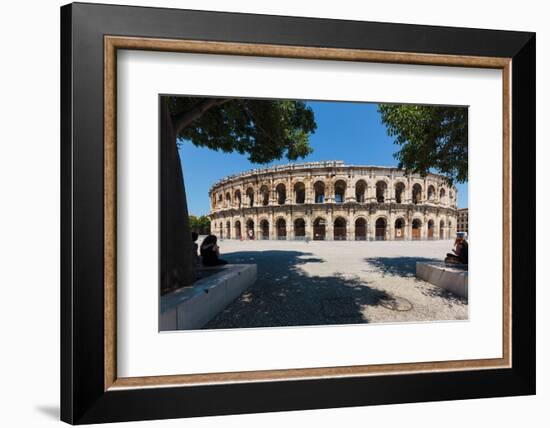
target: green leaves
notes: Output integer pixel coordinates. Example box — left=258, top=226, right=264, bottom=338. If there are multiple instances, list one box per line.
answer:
left=169, top=97, right=317, bottom=164
left=189, top=215, right=211, bottom=235
left=378, top=104, right=468, bottom=183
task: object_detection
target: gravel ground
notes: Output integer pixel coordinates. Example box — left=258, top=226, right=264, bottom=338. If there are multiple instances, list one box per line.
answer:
left=203, top=239, right=468, bottom=329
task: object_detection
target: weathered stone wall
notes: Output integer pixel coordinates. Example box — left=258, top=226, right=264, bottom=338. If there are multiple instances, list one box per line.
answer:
left=208, top=161, right=458, bottom=241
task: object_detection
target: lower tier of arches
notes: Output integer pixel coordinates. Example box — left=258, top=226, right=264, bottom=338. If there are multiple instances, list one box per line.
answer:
left=209, top=211, right=458, bottom=241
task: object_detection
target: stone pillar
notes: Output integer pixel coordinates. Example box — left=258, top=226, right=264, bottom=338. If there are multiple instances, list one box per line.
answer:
left=287, top=212, right=293, bottom=240
left=327, top=210, right=334, bottom=240
left=253, top=212, right=259, bottom=240
left=286, top=177, right=292, bottom=205
left=305, top=177, right=313, bottom=204
left=367, top=180, right=375, bottom=203
left=269, top=210, right=275, bottom=240
left=346, top=181, right=355, bottom=203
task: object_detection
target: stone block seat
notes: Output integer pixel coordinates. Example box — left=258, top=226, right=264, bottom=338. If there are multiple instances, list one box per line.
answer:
left=160, top=264, right=257, bottom=331
left=416, top=261, right=468, bottom=298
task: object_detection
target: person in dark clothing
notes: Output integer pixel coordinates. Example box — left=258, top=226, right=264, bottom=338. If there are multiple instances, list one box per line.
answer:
left=445, top=234, right=468, bottom=265
left=200, top=235, right=228, bottom=266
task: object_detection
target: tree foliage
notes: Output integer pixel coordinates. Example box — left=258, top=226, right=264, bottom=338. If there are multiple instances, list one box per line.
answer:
left=188, top=215, right=211, bottom=235
left=378, top=104, right=468, bottom=183
left=168, top=97, right=317, bottom=164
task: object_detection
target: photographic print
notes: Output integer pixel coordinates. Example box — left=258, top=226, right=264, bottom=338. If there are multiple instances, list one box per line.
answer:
left=61, top=5, right=535, bottom=422
left=159, top=96, right=469, bottom=331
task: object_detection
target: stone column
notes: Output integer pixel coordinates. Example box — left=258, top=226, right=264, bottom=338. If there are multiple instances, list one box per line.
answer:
left=406, top=179, right=412, bottom=204
left=327, top=210, right=334, bottom=240
left=253, top=212, right=259, bottom=240
left=388, top=174, right=395, bottom=203
left=269, top=210, right=275, bottom=240
left=367, top=214, right=374, bottom=241
left=305, top=177, right=313, bottom=204
left=367, top=181, right=375, bottom=203
left=287, top=212, right=293, bottom=240
left=346, top=181, right=354, bottom=203
left=286, top=177, right=292, bottom=205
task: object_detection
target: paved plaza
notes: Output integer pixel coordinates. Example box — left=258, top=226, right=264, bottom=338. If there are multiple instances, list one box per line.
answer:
left=203, top=239, right=468, bottom=329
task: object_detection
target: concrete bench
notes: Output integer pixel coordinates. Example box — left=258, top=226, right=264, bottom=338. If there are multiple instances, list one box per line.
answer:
left=160, top=264, right=257, bottom=331
left=416, top=262, right=468, bottom=298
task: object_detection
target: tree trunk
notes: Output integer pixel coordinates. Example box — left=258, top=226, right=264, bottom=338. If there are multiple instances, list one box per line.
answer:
left=160, top=100, right=195, bottom=294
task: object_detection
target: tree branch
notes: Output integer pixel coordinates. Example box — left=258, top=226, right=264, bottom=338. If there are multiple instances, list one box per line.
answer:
left=172, top=98, right=231, bottom=135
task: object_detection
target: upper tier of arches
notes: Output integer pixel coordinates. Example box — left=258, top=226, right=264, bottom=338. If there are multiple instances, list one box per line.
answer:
left=210, top=164, right=457, bottom=212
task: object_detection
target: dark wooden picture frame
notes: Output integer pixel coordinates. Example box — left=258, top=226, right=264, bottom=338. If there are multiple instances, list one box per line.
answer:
left=61, top=2, right=535, bottom=424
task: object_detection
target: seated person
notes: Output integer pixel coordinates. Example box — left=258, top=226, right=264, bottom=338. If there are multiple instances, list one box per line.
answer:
left=445, top=233, right=468, bottom=265
left=200, top=235, right=228, bottom=266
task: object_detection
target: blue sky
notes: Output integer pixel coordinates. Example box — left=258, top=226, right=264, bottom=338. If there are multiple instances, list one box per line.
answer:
left=178, top=101, right=468, bottom=216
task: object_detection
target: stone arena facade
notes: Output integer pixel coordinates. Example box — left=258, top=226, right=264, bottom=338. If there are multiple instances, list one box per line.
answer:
left=208, top=161, right=458, bottom=241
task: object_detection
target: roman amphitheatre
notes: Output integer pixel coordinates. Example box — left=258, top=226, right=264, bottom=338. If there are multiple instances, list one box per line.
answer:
left=208, top=161, right=458, bottom=242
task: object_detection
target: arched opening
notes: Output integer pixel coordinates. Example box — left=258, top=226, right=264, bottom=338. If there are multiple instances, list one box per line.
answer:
left=260, top=219, right=269, bottom=240
left=294, top=218, right=306, bottom=239
left=225, top=221, right=231, bottom=239
left=334, top=180, right=346, bottom=203
left=355, top=218, right=367, bottom=240
left=395, top=182, right=405, bottom=204
left=314, top=181, right=325, bottom=203
left=294, top=182, right=305, bottom=204
left=260, top=185, right=270, bottom=206
left=439, top=188, right=446, bottom=205
left=235, top=189, right=242, bottom=208
left=439, top=220, right=445, bottom=240
left=276, top=183, right=286, bottom=205
left=217, top=193, right=223, bottom=208
left=334, top=217, right=347, bottom=240
left=246, top=187, right=254, bottom=207
left=218, top=222, right=223, bottom=239
left=225, top=192, right=231, bottom=208
left=235, top=220, right=242, bottom=239
left=313, top=217, right=326, bottom=240
left=376, top=181, right=387, bottom=203
left=412, top=218, right=422, bottom=240
left=375, top=218, right=387, bottom=240
left=412, top=184, right=422, bottom=204
left=427, top=185, right=435, bottom=201
left=355, top=180, right=367, bottom=203
left=246, top=219, right=255, bottom=240
left=427, top=219, right=435, bottom=239
left=276, top=218, right=287, bottom=240
left=395, top=218, right=405, bottom=240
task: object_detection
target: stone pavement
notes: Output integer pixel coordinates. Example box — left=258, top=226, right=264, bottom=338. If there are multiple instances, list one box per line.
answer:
left=202, top=239, right=468, bottom=329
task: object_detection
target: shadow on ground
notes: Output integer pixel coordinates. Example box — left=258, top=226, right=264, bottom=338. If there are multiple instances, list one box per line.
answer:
left=203, top=250, right=390, bottom=329
left=365, top=256, right=468, bottom=306
left=364, top=256, right=441, bottom=277
left=417, top=281, right=468, bottom=306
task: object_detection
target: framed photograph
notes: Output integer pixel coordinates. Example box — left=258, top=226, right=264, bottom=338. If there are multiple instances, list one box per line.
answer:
left=61, top=2, right=535, bottom=424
